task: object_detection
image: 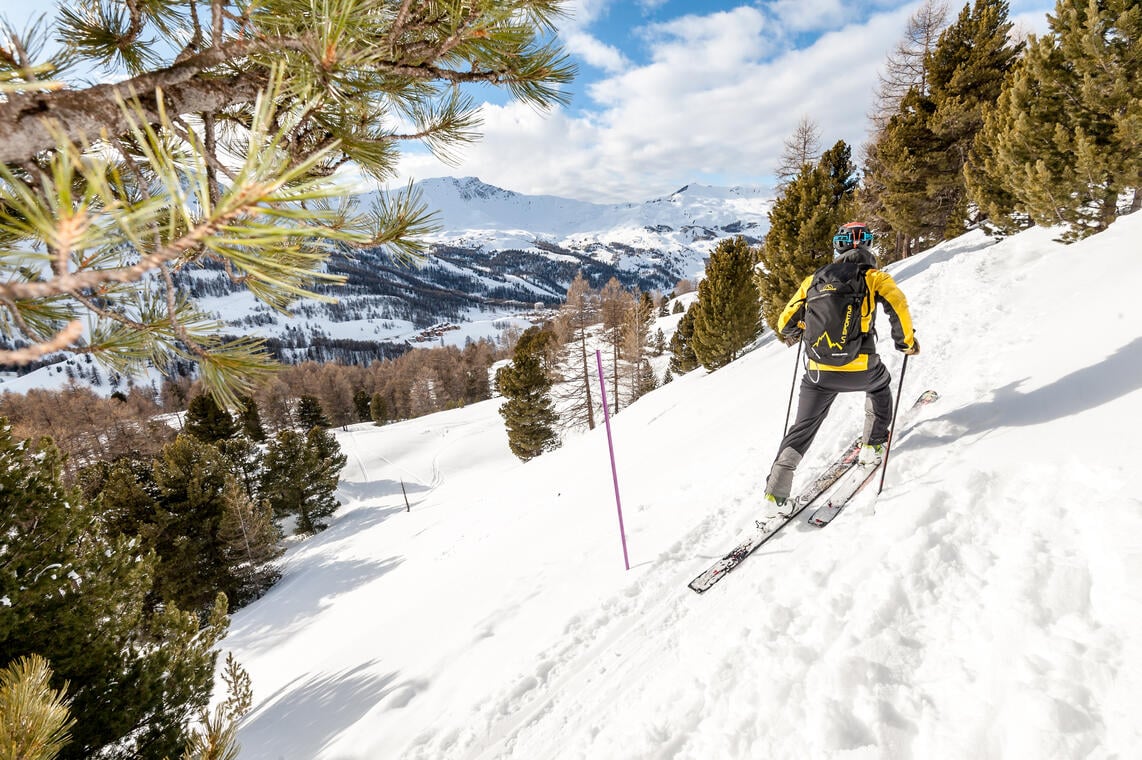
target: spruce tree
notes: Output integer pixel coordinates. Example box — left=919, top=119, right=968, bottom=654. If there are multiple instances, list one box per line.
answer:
left=967, top=0, right=1141, bottom=237
left=495, top=327, right=559, bottom=461
left=301, top=427, right=348, bottom=532
left=261, top=427, right=347, bottom=533
left=0, top=421, right=226, bottom=760
left=868, top=0, right=1019, bottom=249
left=236, top=394, right=267, bottom=442
left=150, top=436, right=242, bottom=615
left=217, top=483, right=283, bottom=605
left=296, top=395, right=331, bottom=430
left=262, top=430, right=308, bottom=527
left=370, top=392, right=389, bottom=426
left=353, top=390, right=373, bottom=422
left=757, top=141, right=858, bottom=328
left=925, top=0, right=1021, bottom=235
left=690, top=237, right=762, bottom=370
left=184, top=393, right=239, bottom=444
left=668, top=307, right=700, bottom=375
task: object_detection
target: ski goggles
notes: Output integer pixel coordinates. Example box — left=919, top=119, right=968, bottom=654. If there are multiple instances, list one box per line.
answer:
left=833, top=229, right=874, bottom=247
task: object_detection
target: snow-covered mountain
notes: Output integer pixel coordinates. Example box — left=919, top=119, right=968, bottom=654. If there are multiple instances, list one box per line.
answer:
left=220, top=212, right=1142, bottom=758
left=2, top=177, right=771, bottom=396
left=194, top=178, right=771, bottom=360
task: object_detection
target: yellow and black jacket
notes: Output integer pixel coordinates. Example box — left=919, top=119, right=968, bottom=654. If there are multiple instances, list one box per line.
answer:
left=777, top=249, right=916, bottom=373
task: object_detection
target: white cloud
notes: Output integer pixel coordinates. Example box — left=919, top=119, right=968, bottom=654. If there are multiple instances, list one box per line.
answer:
left=395, top=1, right=1056, bottom=204
left=563, top=30, right=630, bottom=73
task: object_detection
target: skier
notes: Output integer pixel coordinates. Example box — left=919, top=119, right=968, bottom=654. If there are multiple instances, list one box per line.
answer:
left=763, top=221, right=919, bottom=518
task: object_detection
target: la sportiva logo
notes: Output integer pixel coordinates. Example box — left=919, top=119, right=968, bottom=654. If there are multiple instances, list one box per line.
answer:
left=811, top=304, right=854, bottom=352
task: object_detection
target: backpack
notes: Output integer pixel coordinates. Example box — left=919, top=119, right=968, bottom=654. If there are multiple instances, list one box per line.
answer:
left=802, top=261, right=872, bottom=366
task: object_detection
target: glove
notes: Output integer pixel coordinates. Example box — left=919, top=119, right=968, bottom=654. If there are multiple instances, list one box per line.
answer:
left=902, top=337, right=920, bottom=355
left=782, top=335, right=800, bottom=347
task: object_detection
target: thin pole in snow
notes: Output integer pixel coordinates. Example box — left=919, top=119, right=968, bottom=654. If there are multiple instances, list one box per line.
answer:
left=595, top=349, right=630, bottom=571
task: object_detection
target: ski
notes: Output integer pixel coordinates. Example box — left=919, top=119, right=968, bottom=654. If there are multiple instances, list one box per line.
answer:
left=687, top=389, right=939, bottom=594
left=687, top=440, right=862, bottom=594
left=806, top=462, right=882, bottom=527
left=807, top=389, right=940, bottom=527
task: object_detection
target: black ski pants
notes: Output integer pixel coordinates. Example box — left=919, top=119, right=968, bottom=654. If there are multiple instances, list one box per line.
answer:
left=765, top=359, right=893, bottom=501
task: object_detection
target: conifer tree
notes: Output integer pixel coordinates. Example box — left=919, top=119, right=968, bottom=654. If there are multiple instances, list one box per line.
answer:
left=261, top=427, right=347, bottom=533
left=150, top=436, right=244, bottom=614
left=370, top=392, right=389, bottom=426
left=0, top=1, right=575, bottom=404
left=872, top=0, right=1020, bottom=247
left=302, top=427, right=348, bottom=532
left=236, top=395, right=268, bottom=442
left=668, top=307, right=700, bottom=375
left=757, top=141, right=858, bottom=328
left=624, top=292, right=657, bottom=403
left=185, top=393, right=239, bottom=444
left=296, top=395, right=331, bottom=429
left=216, top=483, right=282, bottom=607
left=690, top=237, right=762, bottom=370
left=0, top=420, right=227, bottom=759
left=0, top=654, right=75, bottom=760
left=495, top=327, right=559, bottom=461
left=966, top=0, right=1141, bottom=237
left=353, top=390, right=373, bottom=422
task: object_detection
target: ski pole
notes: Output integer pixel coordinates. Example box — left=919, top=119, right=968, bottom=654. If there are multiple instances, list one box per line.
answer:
left=782, top=339, right=802, bottom=438
left=876, top=353, right=909, bottom=496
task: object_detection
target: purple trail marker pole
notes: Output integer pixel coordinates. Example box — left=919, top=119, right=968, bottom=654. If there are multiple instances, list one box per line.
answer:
left=595, top=349, right=630, bottom=571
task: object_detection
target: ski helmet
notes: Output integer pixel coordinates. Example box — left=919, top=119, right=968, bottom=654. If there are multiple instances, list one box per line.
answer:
left=833, top=222, right=873, bottom=253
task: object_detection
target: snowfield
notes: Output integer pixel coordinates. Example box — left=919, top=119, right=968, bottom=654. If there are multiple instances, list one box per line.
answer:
left=221, top=213, right=1142, bottom=759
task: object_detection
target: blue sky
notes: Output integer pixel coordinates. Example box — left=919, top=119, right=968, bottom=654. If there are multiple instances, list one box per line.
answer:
left=1, top=1, right=1057, bottom=202
left=418, top=0, right=1055, bottom=201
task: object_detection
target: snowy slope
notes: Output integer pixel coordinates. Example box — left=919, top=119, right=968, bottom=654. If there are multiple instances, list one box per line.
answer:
left=220, top=214, right=1142, bottom=759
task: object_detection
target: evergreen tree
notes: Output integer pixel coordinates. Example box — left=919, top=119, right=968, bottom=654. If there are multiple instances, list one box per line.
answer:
left=370, top=392, right=389, bottom=426
left=217, top=435, right=265, bottom=502
left=0, top=420, right=227, bottom=760
left=0, top=654, right=75, bottom=760
left=302, top=427, right=348, bottom=532
left=262, top=430, right=308, bottom=527
left=217, top=483, right=283, bottom=606
left=967, top=0, right=1141, bottom=238
left=261, top=428, right=347, bottom=533
left=926, top=0, right=1022, bottom=234
left=0, top=1, right=575, bottom=404
left=353, top=389, right=373, bottom=422
left=184, top=393, right=240, bottom=444
left=872, top=0, right=1020, bottom=247
left=668, top=307, right=700, bottom=375
left=149, top=436, right=244, bottom=615
left=236, top=394, right=267, bottom=442
left=691, top=237, right=763, bottom=370
left=296, top=395, right=331, bottom=429
left=757, top=141, right=858, bottom=328
left=495, top=327, right=559, bottom=461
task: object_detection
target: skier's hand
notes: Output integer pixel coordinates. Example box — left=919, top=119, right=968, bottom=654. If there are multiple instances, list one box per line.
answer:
left=902, top=338, right=920, bottom=355
left=782, top=333, right=802, bottom=347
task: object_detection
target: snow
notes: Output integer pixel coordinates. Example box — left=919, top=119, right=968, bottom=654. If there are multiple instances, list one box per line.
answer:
left=222, top=214, right=1142, bottom=759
